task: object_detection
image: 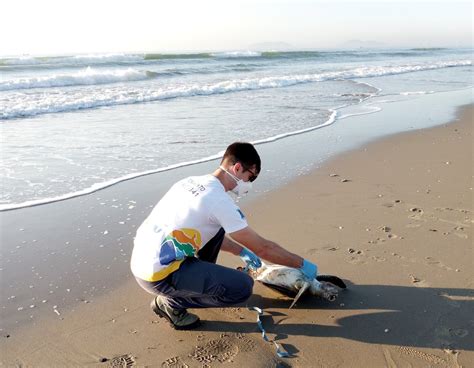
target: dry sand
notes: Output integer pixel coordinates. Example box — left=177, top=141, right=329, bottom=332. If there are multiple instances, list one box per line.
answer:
left=1, top=105, right=472, bottom=367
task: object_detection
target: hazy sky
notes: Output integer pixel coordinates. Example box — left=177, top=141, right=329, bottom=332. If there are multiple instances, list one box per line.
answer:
left=1, top=0, right=471, bottom=56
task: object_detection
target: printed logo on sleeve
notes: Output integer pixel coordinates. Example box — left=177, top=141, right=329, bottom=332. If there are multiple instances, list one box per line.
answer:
left=237, top=209, right=245, bottom=219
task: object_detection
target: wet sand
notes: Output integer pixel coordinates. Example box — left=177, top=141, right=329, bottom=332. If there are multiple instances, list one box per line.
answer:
left=1, top=105, right=472, bottom=367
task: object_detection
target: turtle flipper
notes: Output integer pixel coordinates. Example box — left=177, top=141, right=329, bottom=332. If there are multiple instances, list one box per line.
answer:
left=316, top=275, right=347, bottom=289
left=289, top=281, right=310, bottom=309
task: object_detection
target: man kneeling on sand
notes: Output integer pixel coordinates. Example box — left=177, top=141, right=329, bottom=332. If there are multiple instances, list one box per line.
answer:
left=130, top=142, right=318, bottom=329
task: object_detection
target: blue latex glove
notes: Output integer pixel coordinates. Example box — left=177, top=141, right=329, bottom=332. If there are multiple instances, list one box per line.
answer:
left=300, top=259, right=318, bottom=279
left=239, top=248, right=262, bottom=269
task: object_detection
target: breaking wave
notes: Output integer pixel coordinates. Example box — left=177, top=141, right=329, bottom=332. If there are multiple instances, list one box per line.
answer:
left=1, top=59, right=471, bottom=120
left=0, top=67, right=154, bottom=91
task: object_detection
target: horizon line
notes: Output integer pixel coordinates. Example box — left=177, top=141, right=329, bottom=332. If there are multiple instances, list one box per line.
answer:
left=1, top=46, right=473, bottom=58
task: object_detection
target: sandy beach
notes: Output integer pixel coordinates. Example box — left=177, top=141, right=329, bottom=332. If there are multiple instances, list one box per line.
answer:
left=1, top=104, right=472, bottom=367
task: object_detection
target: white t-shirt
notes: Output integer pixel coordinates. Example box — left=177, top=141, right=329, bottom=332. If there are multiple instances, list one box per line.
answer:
left=131, top=174, right=248, bottom=281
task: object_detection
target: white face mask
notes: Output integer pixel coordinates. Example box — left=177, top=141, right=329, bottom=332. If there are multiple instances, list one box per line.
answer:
left=220, top=166, right=253, bottom=196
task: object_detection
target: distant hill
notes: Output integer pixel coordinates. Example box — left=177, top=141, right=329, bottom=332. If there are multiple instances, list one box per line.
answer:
left=248, top=42, right=294, bottom=51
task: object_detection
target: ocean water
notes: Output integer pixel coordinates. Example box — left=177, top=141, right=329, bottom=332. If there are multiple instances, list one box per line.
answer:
left=1, top=48, right=472, bottom=210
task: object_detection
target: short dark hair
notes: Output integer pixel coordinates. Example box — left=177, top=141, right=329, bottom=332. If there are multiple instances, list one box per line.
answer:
left=221, top=142, right=261, bottom=173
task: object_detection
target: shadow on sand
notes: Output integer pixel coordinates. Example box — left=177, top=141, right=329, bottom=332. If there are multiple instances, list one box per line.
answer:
left=194, top=281, right=473, bottom=352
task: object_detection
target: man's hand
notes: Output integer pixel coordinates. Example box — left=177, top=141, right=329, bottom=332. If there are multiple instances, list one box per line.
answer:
left=300, top=259, right=318, bottom=279
left=239, top=248, right=262, bottom=269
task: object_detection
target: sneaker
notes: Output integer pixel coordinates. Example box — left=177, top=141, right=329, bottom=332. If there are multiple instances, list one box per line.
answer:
left=150, top=296, right=200, bottom=330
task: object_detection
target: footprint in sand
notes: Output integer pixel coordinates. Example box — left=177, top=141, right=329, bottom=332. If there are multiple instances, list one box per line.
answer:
left=189, top=338, right=239, bottom=364
left=107, top=354, right=135, bottom=368
left=221, top=332, right=257, bottom=352
left=161, top=356, right=189, bottom=368
left=384, top=346, right=450, bottom=367
left=397, top=346, right=446, bottom=365
left=187, top=333, right=258, bottom=365
left=219, top=307, right=245, bottom=320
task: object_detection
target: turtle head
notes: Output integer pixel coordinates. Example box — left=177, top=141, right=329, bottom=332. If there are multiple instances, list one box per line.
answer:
left=310, top=279, right=338, bottom=301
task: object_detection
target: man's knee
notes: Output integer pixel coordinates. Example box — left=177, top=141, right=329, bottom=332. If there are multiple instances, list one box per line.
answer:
left=244, top=274, right=254, bottom=296
left=232, top=273, right=254, bottom=303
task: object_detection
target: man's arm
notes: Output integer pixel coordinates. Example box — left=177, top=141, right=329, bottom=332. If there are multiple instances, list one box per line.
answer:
left=220, top=235, right=245, bottom=256
left=228, top=226, right=304, bottom=269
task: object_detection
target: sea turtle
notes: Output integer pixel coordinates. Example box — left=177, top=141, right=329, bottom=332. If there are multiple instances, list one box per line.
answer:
left=245, top=262, right=346, bottom=309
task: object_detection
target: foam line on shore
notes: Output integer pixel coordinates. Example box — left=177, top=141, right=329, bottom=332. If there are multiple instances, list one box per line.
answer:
left=337, top=106, right=383, bottom=120
left=0, top=111, right=338, bottom=212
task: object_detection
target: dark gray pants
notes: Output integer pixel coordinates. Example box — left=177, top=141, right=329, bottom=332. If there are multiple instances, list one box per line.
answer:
left=136, top=228, right=254, bottom=310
